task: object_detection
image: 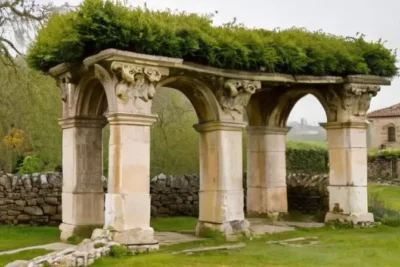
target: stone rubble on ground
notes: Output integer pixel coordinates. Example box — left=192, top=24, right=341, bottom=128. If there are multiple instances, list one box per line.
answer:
left=5, top=229, right=120, bottom=267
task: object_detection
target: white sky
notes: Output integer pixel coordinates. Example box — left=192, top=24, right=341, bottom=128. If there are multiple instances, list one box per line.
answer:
left=41, top=0, right=400, bottom=125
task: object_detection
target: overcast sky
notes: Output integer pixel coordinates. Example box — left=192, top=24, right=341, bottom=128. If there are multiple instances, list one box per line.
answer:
left=42, top=0, right=400, bottom=125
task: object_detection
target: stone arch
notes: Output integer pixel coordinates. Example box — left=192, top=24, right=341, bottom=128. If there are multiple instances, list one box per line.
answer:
left=268, top=88, right=331, bottom=127
left=73, top=67, right=115, bottom=117
left=157, top=76, right=221, bottom=123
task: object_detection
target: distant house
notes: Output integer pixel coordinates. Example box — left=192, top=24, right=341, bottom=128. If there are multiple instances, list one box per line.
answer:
left=368, top=103, right=400, bottom=149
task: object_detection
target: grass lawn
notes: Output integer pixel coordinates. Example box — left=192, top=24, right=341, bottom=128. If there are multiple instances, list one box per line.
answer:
left=93, top=226, right=400, bottom=267
left=0, top=249, right=51, bottom=266
left=368, top=183, right=400, bottom=210
left=151, top=217, right=197, bottom=232
left=0, top=226, right=59, bottom=252
left=1, top=184, right=400, bottom=266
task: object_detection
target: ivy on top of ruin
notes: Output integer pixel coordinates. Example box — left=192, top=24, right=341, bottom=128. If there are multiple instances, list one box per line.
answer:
left=27, top=0, right=398, bottom=77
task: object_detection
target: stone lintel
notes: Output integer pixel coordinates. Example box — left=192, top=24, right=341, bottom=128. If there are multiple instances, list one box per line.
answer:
left=246, top=126, right=291, bottom=135
left=58, top=116, right=107, bottom=129
left=76, top=49, right=391, bottom=88
left=106, top=113, right=158, bottom=126
left=84, top=48, right=183, bottom=69
left=345, top=75, right=391, bottom=86
left=319, top=121, right=368, bottom=130
left=194, top=121, right=246, bottom=133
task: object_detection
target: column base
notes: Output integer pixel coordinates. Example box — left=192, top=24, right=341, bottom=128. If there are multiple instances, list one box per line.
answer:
left=110, top=227, right=158, bottom=247
left=59, top=223, right=102, bottom=242
left=196, top=220, right=250, bottom=241
left=91, top=228, right=159, bottom=253
left=325, top=212, right=374, bottom=224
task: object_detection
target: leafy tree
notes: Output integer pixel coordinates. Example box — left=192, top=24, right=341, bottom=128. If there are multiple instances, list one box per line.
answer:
left=0, top=0, right=53, bottom=61
left=0, top=58, right=61, bottom=172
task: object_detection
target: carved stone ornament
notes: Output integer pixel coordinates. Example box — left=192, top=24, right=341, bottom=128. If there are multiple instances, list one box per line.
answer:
left=111, top=62, right=162, bottom=105
left=218, top=79, right=261, bottom=117
left=57, top=73, right=72, bottom=102
left=342, top=83, right=381, bottom=117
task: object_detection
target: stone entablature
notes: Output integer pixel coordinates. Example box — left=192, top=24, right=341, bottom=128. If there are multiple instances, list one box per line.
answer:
left=48, top=48, right=390, bottom=247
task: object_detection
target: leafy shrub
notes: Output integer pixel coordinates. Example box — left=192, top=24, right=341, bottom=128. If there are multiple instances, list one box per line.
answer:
left=28, top=0, right=397, bottom=77
left=286, top=141, right=328, bottom=173
left=109, top=245, right=132, bottom=258
left=368, top=148, right=400, bottom=159
left=18, top=155, right=43, bottom=174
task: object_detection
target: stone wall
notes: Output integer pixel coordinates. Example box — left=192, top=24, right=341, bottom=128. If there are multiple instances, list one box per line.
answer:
left=286, top=173, right=328, bottom=214
left=150, top=173, right=329, bottom=216
left=0, top=172, right=62, bottom=225
left=367, top=157, right=400, bottom=182
left=0, top=171, right=330, bottom=225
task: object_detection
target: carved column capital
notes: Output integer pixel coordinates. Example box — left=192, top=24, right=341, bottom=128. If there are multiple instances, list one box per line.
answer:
left=106, top=62, right=169, bottom=114
left=325, top=83, right=381, bottom=122
left=218, top=79, right=261, bottom=120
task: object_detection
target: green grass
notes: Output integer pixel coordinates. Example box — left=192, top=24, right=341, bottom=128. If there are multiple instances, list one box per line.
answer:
left=0, top=249, right=51, bottom=266
left=368, top=184, right=400, bottom=211
left=151, top=217, right=197, bottom=232
left=0, top=226, right=59, bottom=252
left=92, top=226, right=400, bottom=267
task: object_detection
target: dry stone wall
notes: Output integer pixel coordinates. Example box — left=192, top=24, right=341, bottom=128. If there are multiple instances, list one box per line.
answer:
left=0, top=171, right=332, bottom=226
left=0, top=172, right=62, bottom=226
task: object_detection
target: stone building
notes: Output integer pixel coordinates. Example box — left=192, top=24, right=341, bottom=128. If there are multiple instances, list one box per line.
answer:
left=367, top=103, right=400, bottom=149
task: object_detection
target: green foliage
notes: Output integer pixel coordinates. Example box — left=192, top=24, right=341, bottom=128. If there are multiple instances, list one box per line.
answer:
left=18, top=155, right=43, bottom=174
left=150, top=88, right=199, bottom=177
left=109, top=245, right=132, bottom=258
left=28, top=0, right=397, bottom=77
left=368, top=148, right=400, bottom=158
left=0, top=58, right=61, bottom=173
left=286, top=141, right=328, bottom=173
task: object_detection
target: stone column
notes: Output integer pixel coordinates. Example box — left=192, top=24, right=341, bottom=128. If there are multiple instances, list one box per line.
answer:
left=104, top=113, right=158, bottom=250
left=321, top=122, right=374, bottom=223
left=246, top=126, right=290, bottom=216
left=58, top=117, right=106, bottom=241
left=194, top=121, right=249, bottom=240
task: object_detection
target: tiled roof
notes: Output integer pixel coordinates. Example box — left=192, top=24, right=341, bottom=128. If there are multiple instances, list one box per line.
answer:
left=368, top=103, right=400, bottom=118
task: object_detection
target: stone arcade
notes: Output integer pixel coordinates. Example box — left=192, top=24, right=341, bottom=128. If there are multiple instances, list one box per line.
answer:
left=49, top=49, right=390, bottom=249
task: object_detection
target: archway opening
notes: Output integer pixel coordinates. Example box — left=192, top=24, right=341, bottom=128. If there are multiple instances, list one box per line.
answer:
left=285, top=94, right=329, bottom=220
left=149, top=86, right=200, bottom=218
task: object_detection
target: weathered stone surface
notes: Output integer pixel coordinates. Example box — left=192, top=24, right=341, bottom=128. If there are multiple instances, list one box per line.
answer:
left=43, top=205, right=57, bottom=215
left=44, top=197, right=59, bottom=205
left=24, top=206, right=43, bottom=216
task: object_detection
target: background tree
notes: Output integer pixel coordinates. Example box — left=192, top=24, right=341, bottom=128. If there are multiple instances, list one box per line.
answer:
left=0, top=0, right=53, bottom=61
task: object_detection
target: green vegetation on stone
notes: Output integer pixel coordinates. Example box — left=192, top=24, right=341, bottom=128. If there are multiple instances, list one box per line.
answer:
left=28, top=0, right=397, bottom=77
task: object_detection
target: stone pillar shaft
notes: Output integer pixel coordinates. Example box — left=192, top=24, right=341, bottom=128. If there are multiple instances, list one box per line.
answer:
left=246, top=126, right=289, bottom=215
left=194, top=121, right=249, bottom=239
left=58, top=117, right=106, bottom=241
left=322, top=122, right=373, bottom=223
left=104, top=113, right=158, bottom=247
